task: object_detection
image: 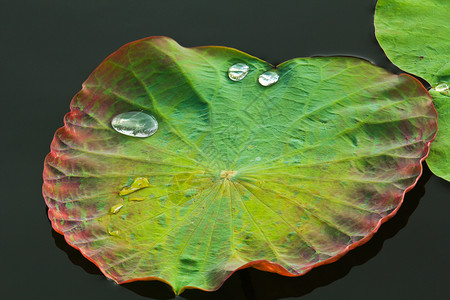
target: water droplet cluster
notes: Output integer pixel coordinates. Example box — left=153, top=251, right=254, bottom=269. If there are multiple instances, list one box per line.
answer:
left=228, top=63, right=279, bottom=86
left=107, top=177, right=152, bottom=236
left=111, top=63, right=282, bottom=139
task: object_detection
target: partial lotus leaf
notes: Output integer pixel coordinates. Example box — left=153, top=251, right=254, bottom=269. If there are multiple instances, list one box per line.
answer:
left=427, top=88, right=449, bottom=179
left=375, top=0, right=450, bottom=180
left=43, top=37, right=437, bottom=294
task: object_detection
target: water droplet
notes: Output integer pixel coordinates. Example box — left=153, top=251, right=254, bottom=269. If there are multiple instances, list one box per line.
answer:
left=255, top=156, right=261, bottom=161
left=110, top=203, right=123, bottom=214
left=108, top=228, right=119, bottom=236
left=258, top=71, right=279, bottom=87
left=129, top=197, right=146, bottom=201
left=119, top=177, right=150, bottom=196
left=435, top=83, right=449, bottom=92
left=228, top=63, right=250, bottom=81
left=111, top=111, right=158, bottom=137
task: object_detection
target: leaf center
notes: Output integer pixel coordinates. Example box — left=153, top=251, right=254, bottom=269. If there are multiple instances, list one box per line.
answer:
left=220, top=170, right=238, bottom=181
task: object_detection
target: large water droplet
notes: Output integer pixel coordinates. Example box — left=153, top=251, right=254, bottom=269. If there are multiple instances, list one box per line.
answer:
left=435, top=83, right=449, bottom=93
left=228, top=63, right=250, bottom=81
left=111, top=111, right=158, bottom=137
left=258, top=71, right=279, bottom=87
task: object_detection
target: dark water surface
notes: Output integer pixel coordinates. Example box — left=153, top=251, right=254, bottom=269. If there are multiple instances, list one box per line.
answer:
left=1, top=0, right=448, bottom=299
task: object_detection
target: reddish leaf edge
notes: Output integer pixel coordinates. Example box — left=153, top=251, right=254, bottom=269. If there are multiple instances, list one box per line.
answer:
left=43, top=36, right=438, bottom=295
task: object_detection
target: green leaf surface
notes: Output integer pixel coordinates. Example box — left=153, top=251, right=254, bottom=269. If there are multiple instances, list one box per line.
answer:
left=375, top=0, right=450, bottom=180
left=427, top=89, right=449, bottom=179
left=43, top=37, right=437, bottom=294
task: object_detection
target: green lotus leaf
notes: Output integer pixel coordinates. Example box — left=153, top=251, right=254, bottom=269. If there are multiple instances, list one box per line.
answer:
left=43, top=37, right=437, bottom=294
left=375, top=0, right=450, bottom=180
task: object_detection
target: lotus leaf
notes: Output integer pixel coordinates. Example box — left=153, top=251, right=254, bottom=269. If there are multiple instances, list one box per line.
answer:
left=43, top=37, right=437, bottom=294
left=375, top=0, right=450, bottom=180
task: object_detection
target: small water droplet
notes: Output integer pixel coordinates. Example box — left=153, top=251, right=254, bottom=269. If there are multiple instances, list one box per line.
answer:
left=129, top=197, right=146, bottom=201
left=258, top=71, right=279, bottom=87
left=228, top=63, right=250, bottom=81
left=119, top=177, right=150, bottom=196
left=108, top=228, right=119, bottom=236
left=255, top=156, right=261, bottom=161
left=435, top=83, right=449, bottom=92
left=110, top=203, right=123, bottom=214
left=111, top=111, right=158, bottom=137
